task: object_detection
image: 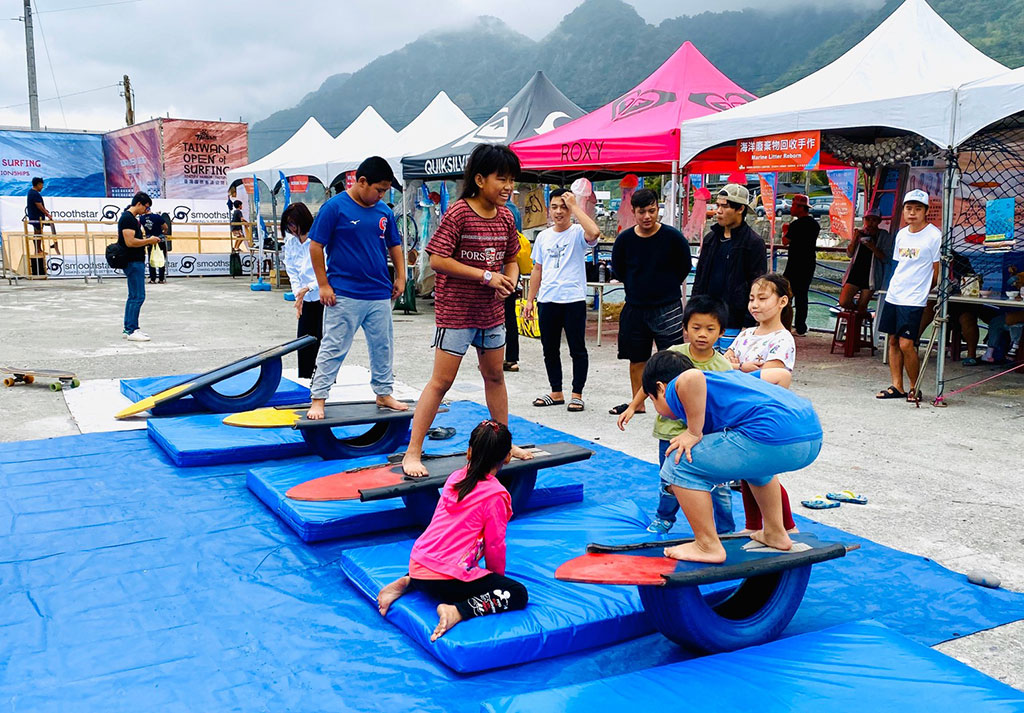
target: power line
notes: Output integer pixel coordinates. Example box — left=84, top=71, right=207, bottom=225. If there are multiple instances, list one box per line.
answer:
left=35, top=0, right=145, bottom=13
left=0, top=82, right=119, bottom=110
left=32, top=1, right=66, bottom=127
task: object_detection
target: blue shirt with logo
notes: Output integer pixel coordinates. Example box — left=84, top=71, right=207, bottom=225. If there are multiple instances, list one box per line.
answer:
left=309, top=192, right=401, bottom=300
left=665, top=369, right=821, bottom=445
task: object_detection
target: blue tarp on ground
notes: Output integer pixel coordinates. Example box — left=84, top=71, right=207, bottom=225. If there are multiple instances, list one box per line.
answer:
left=2, top=400, right=1023, bottom=712
left=120, top=371, right=310, bottom=416
left=482, top=620, right=1024, bottom=712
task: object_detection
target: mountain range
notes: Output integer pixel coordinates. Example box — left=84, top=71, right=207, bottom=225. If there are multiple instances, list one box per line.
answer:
left=248, top=0, right=1023, bottom=160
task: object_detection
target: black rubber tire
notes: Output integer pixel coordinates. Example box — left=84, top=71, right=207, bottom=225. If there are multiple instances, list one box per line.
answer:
left=300, top=420, right=411, bottom=461
left=638, top=565, right=812, bottom=654
left=192, top=357, right=283, bottom=413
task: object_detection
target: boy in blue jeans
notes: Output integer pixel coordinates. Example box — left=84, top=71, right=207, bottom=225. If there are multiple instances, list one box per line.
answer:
left=618, top=296, right=735, bottom=534
left=306, top=156, right=408, bottom=419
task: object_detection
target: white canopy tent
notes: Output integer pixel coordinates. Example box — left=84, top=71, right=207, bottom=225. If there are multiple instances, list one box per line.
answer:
left=279, top=106, right=397, bottom=186
left=678, top=0, right=1007, bottom=165
left=955, top=66, right=1024, bottom=145
left=327, top=91, right=475, bottom=183
left=227, top=117, right=334, bottom=189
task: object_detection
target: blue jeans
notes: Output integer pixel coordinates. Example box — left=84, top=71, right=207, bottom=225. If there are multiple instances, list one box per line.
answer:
left=123, top=261, right=146, bottom=333
left=310, top=296, right=394, bottom=400
left=660, top=430, right=823, bottom=491
left=656, top=439, right=735, bottom=534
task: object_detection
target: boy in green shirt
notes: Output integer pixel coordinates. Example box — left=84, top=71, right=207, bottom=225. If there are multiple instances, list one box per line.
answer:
left=617, top=295, right=735, bottom=534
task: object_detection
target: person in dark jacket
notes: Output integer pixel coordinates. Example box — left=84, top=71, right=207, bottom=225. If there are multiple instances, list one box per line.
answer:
left=782, top=194, right=821, bottom=335
left=692, top=184, right=767, bottom=330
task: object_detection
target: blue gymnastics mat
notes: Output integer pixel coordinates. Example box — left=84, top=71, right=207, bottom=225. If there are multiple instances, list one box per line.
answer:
left=247, top=404, right=585, bottom=541
left=482, top=620, right=1024, bottom=713
left=248, top=460, right=582, bottom=542
left=146, top=413, right=384, bottom=467
left=341, top=500, right=655, bottom=672
left=3, top=400, right=1024, bottom=712
left=120, top=370, right=309, bottom=416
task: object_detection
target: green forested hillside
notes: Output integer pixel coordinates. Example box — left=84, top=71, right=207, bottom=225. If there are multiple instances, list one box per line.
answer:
left=248, top=0, right=1021, bottom=159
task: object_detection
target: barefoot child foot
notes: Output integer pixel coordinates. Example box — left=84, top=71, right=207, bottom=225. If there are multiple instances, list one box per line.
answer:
left=749, top=528, right=793, bottom=551
left=431, top=603, right=463, bottom=641
left=663, top=540, right=726, bottom=563
left=376, top=394, right=409, bottom=411
left=401, top=451, right=429, bottom=478
left=377, top=575, right=411, bottom=615
left=306, top=398, right=326, bottom=420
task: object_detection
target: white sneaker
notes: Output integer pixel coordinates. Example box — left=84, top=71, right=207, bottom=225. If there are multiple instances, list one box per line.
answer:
left=122, top=331, right=129, bottom=339
left=126, top=330, right=151, bottom=342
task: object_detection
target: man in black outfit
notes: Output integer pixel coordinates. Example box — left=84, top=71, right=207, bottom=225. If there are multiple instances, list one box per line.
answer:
left=782, top=194, right=820, bottom=335
left=692, top=183, right=767, bottom=331
left=609, top=188, right=692, bottom=415
left=26, top=177, right=55, bottom=275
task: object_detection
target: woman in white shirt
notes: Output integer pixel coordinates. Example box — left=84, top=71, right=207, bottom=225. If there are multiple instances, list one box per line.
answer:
left=281, top=202, right=321, bottom=378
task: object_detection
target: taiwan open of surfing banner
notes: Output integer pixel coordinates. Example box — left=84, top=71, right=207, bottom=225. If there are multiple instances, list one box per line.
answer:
left=0, top=130, right=106, bottom=197
left=163, top=120, right=248, bottom=199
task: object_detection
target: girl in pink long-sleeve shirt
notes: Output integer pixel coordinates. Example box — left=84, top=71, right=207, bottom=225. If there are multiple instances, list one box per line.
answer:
left=377, top=420, right=528, bottom=641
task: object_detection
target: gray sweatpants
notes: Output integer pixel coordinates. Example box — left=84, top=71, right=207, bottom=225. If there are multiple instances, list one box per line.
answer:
left=310, top=296, right=394, bottom=400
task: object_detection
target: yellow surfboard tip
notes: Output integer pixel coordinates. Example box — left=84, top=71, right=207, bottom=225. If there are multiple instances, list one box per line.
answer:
left=222, top=407, right=302, bottom=428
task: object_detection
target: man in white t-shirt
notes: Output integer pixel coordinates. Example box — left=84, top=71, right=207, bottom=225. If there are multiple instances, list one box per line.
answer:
left=876, top=189, right=941, bottom=402
left=522, top=188, right=600, bottom=412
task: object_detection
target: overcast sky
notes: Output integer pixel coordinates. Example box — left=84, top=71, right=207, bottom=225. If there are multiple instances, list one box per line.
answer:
left=0, top=0, right=885, bottom=132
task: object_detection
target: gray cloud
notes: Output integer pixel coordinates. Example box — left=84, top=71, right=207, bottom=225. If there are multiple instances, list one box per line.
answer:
left=0, top=0, right=885, bottom=132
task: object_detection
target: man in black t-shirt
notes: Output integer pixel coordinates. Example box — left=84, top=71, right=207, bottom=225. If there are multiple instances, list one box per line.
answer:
left=118, top=192, right=162, bottom=342
left=609, top=188, right=692, bottom=415
left=26, top=177, right=55, bottom=275
left=140, top=210, right=168, bottom=284
left=782, top=194, right=821, bottom=335
left=692, top=184, right=767, bottom=330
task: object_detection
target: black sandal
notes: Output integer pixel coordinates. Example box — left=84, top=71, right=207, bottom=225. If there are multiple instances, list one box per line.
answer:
left=533, top=394, right=565, bottom=407
left=567, top=397, right=585, bottom=412
left=875, top=385, right=906, bottom=400
left=503, top=361, right=519, bottom=372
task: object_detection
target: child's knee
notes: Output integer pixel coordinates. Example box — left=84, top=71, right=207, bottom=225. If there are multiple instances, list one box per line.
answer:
left=479, top=363, right=505, bottom=386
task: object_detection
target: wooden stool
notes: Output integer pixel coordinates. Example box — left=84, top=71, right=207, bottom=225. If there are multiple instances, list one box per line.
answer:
left=831, top=311, right=876, bottom=357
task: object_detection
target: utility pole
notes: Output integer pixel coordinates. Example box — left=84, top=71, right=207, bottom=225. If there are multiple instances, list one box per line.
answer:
left=23, top=0, right=40, bottom=129
left=122, top=74, right=135, bottom=126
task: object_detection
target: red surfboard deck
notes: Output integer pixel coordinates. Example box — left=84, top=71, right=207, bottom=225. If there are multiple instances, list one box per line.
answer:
left=555, top=553, right=678, bottom=586
left=285, top=465, right=402, bottom=501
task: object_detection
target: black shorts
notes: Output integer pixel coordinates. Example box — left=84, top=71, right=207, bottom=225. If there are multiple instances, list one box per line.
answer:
left=878, top=302, right=924, bottom=340
left=617, top=300, right=684, bottom=362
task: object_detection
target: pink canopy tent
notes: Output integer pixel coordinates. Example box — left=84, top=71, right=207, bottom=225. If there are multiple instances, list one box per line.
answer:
left=511, top=42, right=757, bottom=174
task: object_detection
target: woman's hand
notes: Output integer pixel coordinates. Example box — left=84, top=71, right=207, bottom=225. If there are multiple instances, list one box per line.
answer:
left=665, top=431, right=702, bottom=464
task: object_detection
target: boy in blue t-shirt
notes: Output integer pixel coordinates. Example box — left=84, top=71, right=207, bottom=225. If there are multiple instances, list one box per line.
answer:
left=306, top=156, right=408, bottom=419
left=642, top=350, right=822, bottom=563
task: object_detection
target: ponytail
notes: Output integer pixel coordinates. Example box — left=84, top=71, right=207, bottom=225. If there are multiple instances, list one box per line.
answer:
left=754, top=273, right=794, bottom=332
left=455, top=420, right=513, bottom=501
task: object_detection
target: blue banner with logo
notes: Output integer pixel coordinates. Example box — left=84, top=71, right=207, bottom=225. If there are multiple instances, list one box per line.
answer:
left=0, top=130, right=106, bottom=197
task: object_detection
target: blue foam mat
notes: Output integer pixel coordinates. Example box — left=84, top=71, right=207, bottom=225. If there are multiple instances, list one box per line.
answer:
left=2, top=400, right=1024, bottom=712
left=247, top=406, right=583, bottom=541
left=482, top=620, right=1024, bottom=712
left=341, top=500, right=655, bottom=672
left=146, top=413, right=379, bottom=467
left=120, top=370, right=310, bottom=416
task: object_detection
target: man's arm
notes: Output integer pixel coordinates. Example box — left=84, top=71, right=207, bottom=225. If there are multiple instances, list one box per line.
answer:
left=35, top=201, right=52, bottom=221
left=309, top=241, right=335, bottom=306
left=121, top=225, right=158, bottom=248
left=522, top=263, right=543, bottom=320
left=563, top=192, right=600, bottom=243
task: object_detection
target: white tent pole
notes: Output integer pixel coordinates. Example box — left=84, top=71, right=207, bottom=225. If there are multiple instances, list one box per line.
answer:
left=670, top=160, right=680, bottom=229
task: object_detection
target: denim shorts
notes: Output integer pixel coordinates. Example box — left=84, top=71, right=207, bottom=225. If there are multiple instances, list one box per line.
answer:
left=432, top=325, right=506, bottom=356
left=660, top=429, right=822, bottom=491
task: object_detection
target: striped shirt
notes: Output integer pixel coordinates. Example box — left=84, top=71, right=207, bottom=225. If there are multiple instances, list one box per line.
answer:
left=426, top=199, right=520, bottom=329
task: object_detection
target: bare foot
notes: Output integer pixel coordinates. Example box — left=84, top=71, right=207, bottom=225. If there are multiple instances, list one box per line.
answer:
left=376, top=394, right=409, bottom=411
left=749, top=529, right=793, bottom=551
left=663, top=540, right=726, bottom=563
left=377, top=575, right=410, bottom=615
left=510, top=444, right=535, bottom=461
left=737, top=526, right=799, bottom=536
left=306, top=399, right=326, bottom=420
left=402, top=452, right=429, bottom=478
left=431, top=603, right=463, bottom=641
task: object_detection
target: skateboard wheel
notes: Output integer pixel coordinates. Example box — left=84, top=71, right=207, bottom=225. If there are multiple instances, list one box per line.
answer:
left=23, top=374, right=34, bottom=384
left=3, top=378, right=13, bottom=387
left=50, top=382, right=63, bottom=392
left=71, top=378, right=80, bottom=388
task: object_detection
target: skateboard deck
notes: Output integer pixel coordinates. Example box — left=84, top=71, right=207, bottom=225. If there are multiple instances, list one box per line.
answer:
left=223, top=400, right=422, bottom=429
left=285, top=442, right=591, bottom=502
left=3, top=366, right=79, bottom=390
left=115, top=335, right=315, bottom=419
left=555, top=534, right=852, bottom=588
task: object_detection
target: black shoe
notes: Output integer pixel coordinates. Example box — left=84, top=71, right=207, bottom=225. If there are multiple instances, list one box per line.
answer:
left=795, top=327, right=808, bottom=336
